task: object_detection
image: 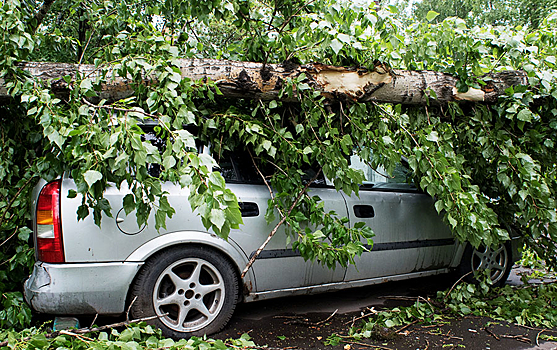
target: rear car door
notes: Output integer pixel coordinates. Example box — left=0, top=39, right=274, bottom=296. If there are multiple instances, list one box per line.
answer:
left=219, top=152, right=348, bottom=292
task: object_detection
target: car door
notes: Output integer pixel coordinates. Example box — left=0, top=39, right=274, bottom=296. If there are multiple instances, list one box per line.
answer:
left=220, top=152, right=347, bottom=292
left=342, top=155, right=457, bottom=282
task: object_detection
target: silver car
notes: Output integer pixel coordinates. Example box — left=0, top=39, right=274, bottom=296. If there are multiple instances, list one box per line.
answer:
left=24, top=145, right=521, bottom=338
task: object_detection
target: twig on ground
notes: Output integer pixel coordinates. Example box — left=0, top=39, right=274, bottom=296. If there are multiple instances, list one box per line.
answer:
left=59, top=330, right=94, bottom=342
left=444, top=271, right=472, bottom=302
left=220, top=341, right=300, bottom=350
left=65, top=313, right=167, bottom=335
left=344, top=307, right=378, bottom=325
left=483, top=327, right=500, bottom=340
left=340, top=340, right=393, bottom=350
left=316, top=309, right=338, bottom=325
left=421, top=323, right=446, bottom=329
left=514, top=324, right=538, bottom=330
left=424, top=339, right=430, bottom=350
left=89, top=314, right=98, bottom=329
left=274, top=315, right=307, bottom=320
left=501, top=334, right=531, bottom=344
left=379, top=296, right=435, bottom=310
left=395, top=320, right=419, bottom=334
left=514, top=324, right=557, bottom=332
left=349, top=315, right=356, bottom=328
left=418, top=296, right=434, bottom=309
left=536, top=329, right=545, bottom=346
left=426, top=331, right=463, bottom=341
left=283, top=309, right=337, bottom=327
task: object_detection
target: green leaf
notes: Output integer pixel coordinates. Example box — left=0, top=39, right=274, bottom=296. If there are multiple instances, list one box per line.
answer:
left=517, top=109, right=534, bottom=122
left=330, top=39, right=343, bottom=55
left=426, top=10, right=440, bottom=22
left=426, top=131, right=439, bottom=142
left=313, top=230, right=325, bottom=238
left=210, top=209, right=226, bottom=229
left=83, top=170, right=102, bottom=187
left=434, top=200, right=444, bottom=213
left=18, top=227, right=31, bottom=241
left=337, top=33, right=351, bottom=44
left=123, top=194, right=135, bottom=215
left=80, top=78, right=93, bottom=91
left=209, top=172, right=226, bottom=189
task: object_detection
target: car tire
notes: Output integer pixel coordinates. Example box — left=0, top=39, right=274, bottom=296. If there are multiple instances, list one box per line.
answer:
left=129, top=245, right=239, bottom=338
left=457, top=243, right=512, bottom=287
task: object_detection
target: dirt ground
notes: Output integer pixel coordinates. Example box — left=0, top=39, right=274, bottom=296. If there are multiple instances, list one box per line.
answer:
left=215, top=308, right=555, bottom=350
left=212, top=271, right=557, bottom=350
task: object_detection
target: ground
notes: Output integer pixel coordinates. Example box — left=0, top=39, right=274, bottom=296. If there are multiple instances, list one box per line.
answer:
left=212, top=269, right=557, bottom=350
left=51, top=268, right=556, bottom=350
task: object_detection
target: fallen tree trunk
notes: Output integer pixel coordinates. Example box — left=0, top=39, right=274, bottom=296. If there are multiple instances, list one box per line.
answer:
left=0, top=59, right=528, bottom=105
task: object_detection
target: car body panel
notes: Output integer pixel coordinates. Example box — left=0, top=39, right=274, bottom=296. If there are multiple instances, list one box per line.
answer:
left=25, top=261, right=142, bottom=315
left=234, top=186, right=348, bottom=291
left=244, top=268, right=450, bottom=302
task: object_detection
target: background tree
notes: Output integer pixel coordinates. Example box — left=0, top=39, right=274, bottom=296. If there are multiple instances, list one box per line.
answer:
left=413, top=0, right=557, bottom=28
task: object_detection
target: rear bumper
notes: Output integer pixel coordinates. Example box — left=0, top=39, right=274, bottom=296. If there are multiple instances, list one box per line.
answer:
left=24, top=261, right=143, bottom=315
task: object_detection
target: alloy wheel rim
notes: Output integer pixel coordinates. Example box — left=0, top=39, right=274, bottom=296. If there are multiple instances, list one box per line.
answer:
left=153, top=257, right=225, bottom=332
left=470, top=245, right=508, bottom=284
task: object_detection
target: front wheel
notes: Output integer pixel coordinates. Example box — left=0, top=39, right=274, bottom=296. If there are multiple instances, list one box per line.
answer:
left=129, top=246, right=239, bottom=338
left=457, top=243, right=512, bottom=287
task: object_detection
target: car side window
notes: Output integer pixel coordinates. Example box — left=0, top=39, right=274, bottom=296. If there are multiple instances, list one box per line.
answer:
left=215, top=150, right=265, bottom=184
left=142, top=128, right=165, bottom=178
left=216, top=149, right=326, bottom=186
left=141, top=125, right=202, bottom=178
left=350, top=154, right=415, bottom=191
left=217, top=155, right=241, bottom=183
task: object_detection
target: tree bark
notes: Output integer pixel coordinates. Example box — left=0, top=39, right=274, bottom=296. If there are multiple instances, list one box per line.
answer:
left=0, top=59, right=528, bottom=105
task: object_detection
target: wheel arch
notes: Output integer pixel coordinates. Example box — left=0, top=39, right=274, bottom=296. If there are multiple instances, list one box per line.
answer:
left=124, top=231, right=255, bottom=305
left=449, top=242, right=467, bottom=268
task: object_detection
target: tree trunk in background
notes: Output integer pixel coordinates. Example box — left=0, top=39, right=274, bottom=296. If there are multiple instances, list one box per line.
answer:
left=0, top=59, right=528, bottom=105
left=29, top=0, right=56, bottom=33
left=76, top=6, right=88, bottom=63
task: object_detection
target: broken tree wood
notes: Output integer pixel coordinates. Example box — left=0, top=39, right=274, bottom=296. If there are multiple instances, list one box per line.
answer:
left=0, top=59, right=529, bottom=105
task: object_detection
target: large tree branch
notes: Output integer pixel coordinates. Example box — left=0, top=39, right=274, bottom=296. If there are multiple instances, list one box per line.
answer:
left=0, top=59, right=528, bottom=105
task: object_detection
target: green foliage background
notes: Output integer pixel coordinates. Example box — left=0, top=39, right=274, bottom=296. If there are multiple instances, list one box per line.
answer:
left=0, top=0, right=556, bottom=331
left=413, top=0, right=557, bottom=29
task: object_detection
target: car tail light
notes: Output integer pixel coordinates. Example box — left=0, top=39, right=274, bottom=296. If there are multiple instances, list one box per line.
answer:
left=36, top=180, right=64, bottom=263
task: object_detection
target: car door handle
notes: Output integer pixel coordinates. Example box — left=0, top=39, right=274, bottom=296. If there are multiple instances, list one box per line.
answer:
left=239, top=202, right=259, bottom=217
left=354, top=205, right=374, bottom=218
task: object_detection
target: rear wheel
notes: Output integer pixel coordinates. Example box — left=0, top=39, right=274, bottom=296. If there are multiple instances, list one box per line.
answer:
left=458, top=243, right=512, bottom=287
left=130, top=246, right=239, bottom=338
